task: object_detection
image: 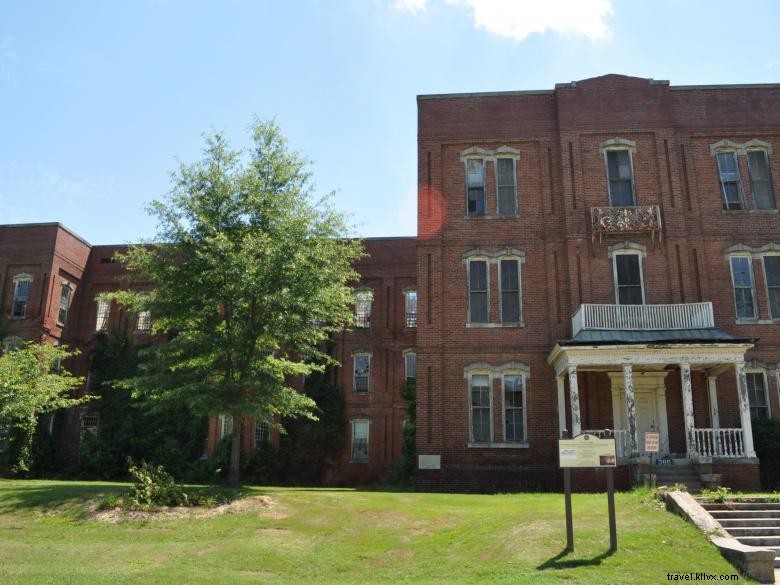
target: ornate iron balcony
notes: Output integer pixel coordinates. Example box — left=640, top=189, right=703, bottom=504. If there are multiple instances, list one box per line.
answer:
left=591, top=205, right=662, bottom=242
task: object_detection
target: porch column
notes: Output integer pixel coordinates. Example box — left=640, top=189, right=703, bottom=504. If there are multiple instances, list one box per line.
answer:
left=657, top=386, right=670, bottom=456
left=568, top=366, right=581, bottom=437
left=622, top=364, right=638, bottom=455
left=735, top=362, right=757, bottom=458
left=707, top=376, right=720, bottom=430
left=680, top=362, right=696, bottom=457
left=556, top=375, right=567, bottom=438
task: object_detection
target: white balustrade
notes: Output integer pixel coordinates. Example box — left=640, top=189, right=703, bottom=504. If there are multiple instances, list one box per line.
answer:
left=572, top=302, right=715, bottom=335
left=693, top=428, right=745, bottom=458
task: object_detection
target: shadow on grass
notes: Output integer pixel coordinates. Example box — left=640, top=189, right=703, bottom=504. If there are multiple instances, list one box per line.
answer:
left=536, top=547, right=615, bottom=570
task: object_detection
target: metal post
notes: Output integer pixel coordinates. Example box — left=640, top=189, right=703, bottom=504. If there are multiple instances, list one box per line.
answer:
left=607, top=467, right=617, bottom=552
left=564, top=467, right=573, bottom=553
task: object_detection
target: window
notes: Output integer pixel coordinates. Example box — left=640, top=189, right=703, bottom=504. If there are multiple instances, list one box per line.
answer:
left=136, top=310, right=152, bottom=333
left=95, top=299, right=111, bottom=331
left=354, top=290, right=373, bottom=329
left=405, top=352, right=416, bottom=384
left=468, top=260, right=489, bottom=323
left=496, top=158, right=517, bottom=215
left=57, top=283, right=72, bottom=326
left=746, top=372, right=770, bottom=418
left=470, top=374, right=491, bottom=443
left=254, top=421, right=270, bottom=446
left=80, top=413, right=99, bottom=439
left=2, top=336, right=22, bottom=354
left=404, top=289, right=417, bottom=328
left=729, top=256, right=756, bottom=319
left=747, top=150, right=775, bottom=209
left=11, top=276, right=32, bottom=318
left=351, top=419, right=369, bottom=461
left=764, top=256, right=780, bottom=319
left=353, top=353, right=371, bottom=393
left=499, top=259, right=521, bottom=323
left=716, top=151, right=745, bottom=210
left=613, top=253, right=644, bottom=305
left=466, top=159, right=486, bottom=216
left=219, top=414, right=233, bottom=439
left=503, top=374, right=525, bottom=442
left=606, top=150, right=635, bottom=206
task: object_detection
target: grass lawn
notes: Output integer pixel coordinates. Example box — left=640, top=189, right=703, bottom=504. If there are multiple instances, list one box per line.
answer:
left=0, top=480, right=751, bottom=584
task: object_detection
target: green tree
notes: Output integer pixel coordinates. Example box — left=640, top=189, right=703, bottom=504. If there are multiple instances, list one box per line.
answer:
left=109, top=119, right=363, bottom=485
left=0, top=342, right=89, bottom=473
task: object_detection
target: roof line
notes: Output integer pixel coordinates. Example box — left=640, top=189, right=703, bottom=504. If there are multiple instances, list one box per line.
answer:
left=0, top=222, right=92, bottom=248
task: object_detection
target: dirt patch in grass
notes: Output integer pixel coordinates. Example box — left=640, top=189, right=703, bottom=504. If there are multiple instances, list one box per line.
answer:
left=91, top=495, right=278, bottom=523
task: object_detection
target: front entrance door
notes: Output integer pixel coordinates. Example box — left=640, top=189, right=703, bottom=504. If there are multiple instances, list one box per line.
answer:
left=635, top=391, right=657, bottom=453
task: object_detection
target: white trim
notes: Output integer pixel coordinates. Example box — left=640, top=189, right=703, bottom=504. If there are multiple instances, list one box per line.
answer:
left=599, top=138, right=637, bottom=154
left=715, top=150, right=746, bottom=210
left=728, top=255, right=758, bottom=320
left=607, top=241, right=647, bottom=259
left=745, top=368, right=772, bottom=418
left=612, top=250, right=646, bottom=305
left=466, top=257, right=490, bottom=324
left=467, top=370, right=493, bottom=444
left=10, top=274, right=33, bottom=319
left=403, top=350, right=416, bottom=383
left=501, top=371, right=527, bottom=443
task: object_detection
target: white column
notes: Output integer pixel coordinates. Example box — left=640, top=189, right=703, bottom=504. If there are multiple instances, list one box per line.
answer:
left=623, top=364, right=638, bottom=455
left=707, top=376, right=720, bottom=430
left=657, top=386, right=670, bottom=456
left=680, top=363, right=696, bottom=457
left=735, top=362, right=757, bottom=458
left=568, top=365, right=581, bottom=437
left=557, top=375, right=567, bottom=438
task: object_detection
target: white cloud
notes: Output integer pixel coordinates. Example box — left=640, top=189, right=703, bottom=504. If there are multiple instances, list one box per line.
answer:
left=392, top=0, right=428, bottom=13
left=393, top=0, right=613, bottom=41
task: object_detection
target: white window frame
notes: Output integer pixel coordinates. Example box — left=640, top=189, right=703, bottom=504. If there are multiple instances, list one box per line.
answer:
left=498, top=256, right=523, bottom=325
left=353, top=352, right=371, bottom=394
left=219, top=414, right=233, bottom=439
left=95, top=298, right=111, bottom=332
left=715, top=149, right=746, bottom=210
left=761, top=253, right=780, bottom=320
left=404, top=288, right=417, bottom=328
left=729, top=255, right=757, bottom=320
left=603, top=148, right=637, bottom=206
left=501, top=371, right=528, bottom=444
left=10, top=274, right=33, bottom=319
left=467, top=257, right=490, bottom=324
left=466, top=369, right=493, bottom=444
left=57, top=282, right=72, bottom=326
left=2, top=336, right=23, bottom=354
left=350, top=418, right=370, bottom=462
left=464, top=157, right=486, bottom=217
left=404, top=350, right=416, bottom=384
left=745, top=370, right=771, bottom=419
left=354, top=289, right=373, bottom=329
left=495, top=156, right=518, bottom=216
left=746, top=148, right=776, bottom=210
left=612, top=251, right=645, bottom=305
left=254, top=420, right=270, bottom=446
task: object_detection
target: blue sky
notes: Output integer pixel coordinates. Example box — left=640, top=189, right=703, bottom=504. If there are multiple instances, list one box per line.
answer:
left=1, top=0, right=778, bottom=244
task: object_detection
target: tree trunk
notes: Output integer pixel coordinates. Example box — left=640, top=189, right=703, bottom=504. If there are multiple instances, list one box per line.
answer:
left=227, top=413, right=242, bottom=486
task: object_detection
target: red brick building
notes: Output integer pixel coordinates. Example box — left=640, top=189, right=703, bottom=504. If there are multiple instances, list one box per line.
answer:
left=415, top=74, right=780, bottom=492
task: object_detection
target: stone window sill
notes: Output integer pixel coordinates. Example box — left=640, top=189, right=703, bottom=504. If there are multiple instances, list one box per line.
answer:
left=466, top=322, right=524, bottom=328
left=735, top=319, right=780, bottom=325
left=465, top=214, right=520, bottom=220
left=722, top=208, right=778, bottom=215
left=349, top=459, right=369, bottom=464
left=467, top=442, right=529, bottom=449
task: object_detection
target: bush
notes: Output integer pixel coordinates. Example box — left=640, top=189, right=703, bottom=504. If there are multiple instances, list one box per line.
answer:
left=753, top=417, right=780, bottom=490
left=126, top=460, right=188, bottom=507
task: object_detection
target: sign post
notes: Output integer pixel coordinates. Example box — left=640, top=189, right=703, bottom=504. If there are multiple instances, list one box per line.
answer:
left=559, top=433, right=618, bottom=552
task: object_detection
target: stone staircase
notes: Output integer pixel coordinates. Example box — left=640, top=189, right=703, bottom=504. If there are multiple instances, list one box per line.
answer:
left=700, top=500, right=780, bottom=569
left=651, top=460, right=702, bottom=492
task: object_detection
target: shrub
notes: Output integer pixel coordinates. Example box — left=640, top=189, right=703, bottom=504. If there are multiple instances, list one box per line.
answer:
left=126, top=460, right=188, bottom=507
left=752, top=417, right=780, bottom=490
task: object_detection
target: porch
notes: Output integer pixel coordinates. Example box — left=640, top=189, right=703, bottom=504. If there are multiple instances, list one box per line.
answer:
left=548, top=303, right=758, bottom=468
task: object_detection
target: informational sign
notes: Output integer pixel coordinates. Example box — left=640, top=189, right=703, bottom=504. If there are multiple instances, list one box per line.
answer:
left=644, top=432, right=660, bottom=453
left=418, top=455, right=441, bottom=470
left=559, top=433, right=617, bottom=468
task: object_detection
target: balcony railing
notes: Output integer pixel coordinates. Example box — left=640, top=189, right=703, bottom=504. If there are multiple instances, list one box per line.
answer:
left=591, top=205, right=662, bottom=242
left=572, top=302, right=715, bottom=335
left=693, top=428, right=745, bottom=458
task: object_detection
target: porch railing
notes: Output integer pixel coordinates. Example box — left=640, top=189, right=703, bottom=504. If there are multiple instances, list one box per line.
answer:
left=583, top=429, right=631, bottom=458
left=693, top=428, right=745, bottom=458
left=572, top=302, right=715, bottom=335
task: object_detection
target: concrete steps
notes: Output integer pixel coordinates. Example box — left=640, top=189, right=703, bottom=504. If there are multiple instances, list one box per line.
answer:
left=699, top=500, right=780, bottom=569
left=652, top=463, right=701, bottom=492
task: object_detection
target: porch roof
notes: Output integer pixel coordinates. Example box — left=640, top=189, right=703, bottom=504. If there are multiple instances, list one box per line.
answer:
left=560, top=327, right=754, bottom=346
